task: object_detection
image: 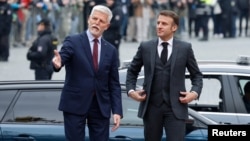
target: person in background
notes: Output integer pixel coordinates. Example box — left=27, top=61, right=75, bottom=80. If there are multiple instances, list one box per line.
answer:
left=27, top=18, right=58, bottom=80
left=52, top=5, right=122, bottom=141
left=211, top=0, right=223, bottom=38
left=126, top=10, right=203, bottom=141
left=195, top=0, right=212, bottom=41
left=236, top=0, right=249, bottom=37
left=9, top=0, right=24, bottom=48
left=118, top=0, right=130, bottom=41
left=133, top=0, right=154, bottom=42
left=187, top=0, right=198, bottom=38
left=103, top=0, right=123, bottom=67
left=171, top=0, right=187, bottom=39
left=220, top=0, right=238, bottom=38
left=0, top=0, right=12, bottom=62
left=125, top=0, right=137, bottom=42
left=243, top=81, right=250, bottom=113
left=19, top=0, right=32, bottom=46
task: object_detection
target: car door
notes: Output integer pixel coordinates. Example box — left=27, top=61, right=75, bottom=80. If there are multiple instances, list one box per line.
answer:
left=0, top=85, right=146, bottom=141
left=187, top=74, right=242, bottom=124
left=0, top=89, right=66, bottom=141
left=226, top=75, right=247, bottom=113
left=200, top=74, right=239, bottom=124
left=229, top=76, right=250, bottom=124
left=187, top=74, right=222, bottom=112
left=0, top=90, right=17, bottom=141
left=196, top=74, right=250, bottom=124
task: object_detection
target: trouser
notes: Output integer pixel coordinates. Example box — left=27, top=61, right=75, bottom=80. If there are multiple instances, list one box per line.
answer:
left=20, top=8, right=31, bottom=43
left=35, top=67, right=53, bottom=80
left=126, top=16, right=136, bottom=41
left=188, top=17, right=198, bottom=37
left=238, top=9, right=249, bottom=36
left=196, top=15, right=209, bottom=39
left=0, top=35, right=10, bottom=61
left=63, top=96, right=110, bottom=141
left=222, top=13, right=237, bottom=38
left=143, top=103, right=186, bottom=141
left=212, top=14, right=223, bottom=35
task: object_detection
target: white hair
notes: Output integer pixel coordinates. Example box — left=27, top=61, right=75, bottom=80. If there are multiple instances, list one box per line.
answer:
left=90, top=5, right=113, bottom=23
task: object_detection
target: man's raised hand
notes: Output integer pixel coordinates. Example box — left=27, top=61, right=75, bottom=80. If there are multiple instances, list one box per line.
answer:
left=52, top=50, right=62, bottom=69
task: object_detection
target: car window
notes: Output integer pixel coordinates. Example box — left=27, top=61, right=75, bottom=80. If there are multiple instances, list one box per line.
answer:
left=119, top=68, right=145, bottom=86
left=2, top=90, right=63, bottom=124
left=0, top=90, right=16, bottom=121
left=128, top=74, right=223, bottom=112
left=2, top=87, right=143, bottom=126
left=239, top=79, right=249, bottom=96
left=238, top=79, right=250, bottom=113
left=121, top=89, right=143, bottom=126
left=119, top=69, right=127, bottom=84
left=137, top=77, right=144, bottom=86
left=187, top=76, right=222, bottom=112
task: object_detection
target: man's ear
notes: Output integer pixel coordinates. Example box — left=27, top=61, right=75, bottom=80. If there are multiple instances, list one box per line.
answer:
left=172, top=24, right=178, bottom=32
left=104, top=23, right=110, bottom=31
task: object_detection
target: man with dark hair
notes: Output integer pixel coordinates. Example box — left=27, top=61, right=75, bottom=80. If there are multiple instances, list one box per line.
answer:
left=243, top=81, right=250, bottom=113
left=126, top=10, right=203, bottom=141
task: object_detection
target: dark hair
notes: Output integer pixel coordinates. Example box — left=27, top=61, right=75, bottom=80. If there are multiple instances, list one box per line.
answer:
left=244, top=81, right=250, bottom=94
left=37, top=18, right=51, bottom=27
left=158, top=10, right=179, bottom=26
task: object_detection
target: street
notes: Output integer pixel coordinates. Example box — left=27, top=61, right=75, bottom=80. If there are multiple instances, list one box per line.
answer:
left=0, top=35, right=250, bottom=81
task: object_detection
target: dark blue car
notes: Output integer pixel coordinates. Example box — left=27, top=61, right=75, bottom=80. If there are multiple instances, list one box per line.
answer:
left=0, top=81, right=217, bottom=141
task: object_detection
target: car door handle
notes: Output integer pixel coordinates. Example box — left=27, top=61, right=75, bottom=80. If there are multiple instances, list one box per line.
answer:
left=13, top=135, right=36, bottom=141
left=109, top=135, right=133, bottom=141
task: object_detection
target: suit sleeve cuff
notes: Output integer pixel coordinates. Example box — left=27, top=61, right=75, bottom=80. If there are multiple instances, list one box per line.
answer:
left=191, top=91, right=198, bottom=99
left=128, top=89, right=135, bottom=97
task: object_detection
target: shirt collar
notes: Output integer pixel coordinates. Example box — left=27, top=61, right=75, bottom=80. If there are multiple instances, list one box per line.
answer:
left=158, top=37, right=173, bottom=47
left=86, top=30, right=101, bottom=43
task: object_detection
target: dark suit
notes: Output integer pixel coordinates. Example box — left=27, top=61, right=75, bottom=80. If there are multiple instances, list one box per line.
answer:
left=126, top=38, right=203, bottom=141
left=57, top=31, right=122, bottom=141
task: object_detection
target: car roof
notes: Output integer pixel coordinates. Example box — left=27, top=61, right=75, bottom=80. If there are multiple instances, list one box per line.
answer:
left=0, top=80, right=65, bottom=90
left=195, top=60, right=250, bottom=75
left=0, top=80, right=130, bottom=90
left=120, top=59, right=250, bottom=75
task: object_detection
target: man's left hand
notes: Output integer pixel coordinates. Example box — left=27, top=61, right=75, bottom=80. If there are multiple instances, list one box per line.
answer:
left=179, top=91, right=198, bottom=104
left=111, top=114, right=121, bottom=132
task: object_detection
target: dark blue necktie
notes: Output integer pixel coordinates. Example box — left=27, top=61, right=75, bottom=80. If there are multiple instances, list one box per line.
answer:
left=161, top=42, right=168, bottom=64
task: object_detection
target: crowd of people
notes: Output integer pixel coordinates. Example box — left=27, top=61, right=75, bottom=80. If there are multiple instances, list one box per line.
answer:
left=0, top=0, right=249, bottom=62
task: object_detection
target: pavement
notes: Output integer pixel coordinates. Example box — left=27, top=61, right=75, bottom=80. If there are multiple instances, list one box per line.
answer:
left=0, top=34, right=250, bottom=81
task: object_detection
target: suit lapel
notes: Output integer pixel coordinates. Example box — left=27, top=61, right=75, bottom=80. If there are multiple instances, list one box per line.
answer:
left=150, top=39, right=158, bottom=73
left=170, top=39, right=179, bottom=75
left=98, top=39, right=109, bottom=72
left=81, top=32, right=95, bottom=71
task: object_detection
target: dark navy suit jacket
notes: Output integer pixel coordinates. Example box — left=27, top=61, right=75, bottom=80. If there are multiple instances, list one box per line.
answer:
left=56, top=31, right=122, bottom=118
